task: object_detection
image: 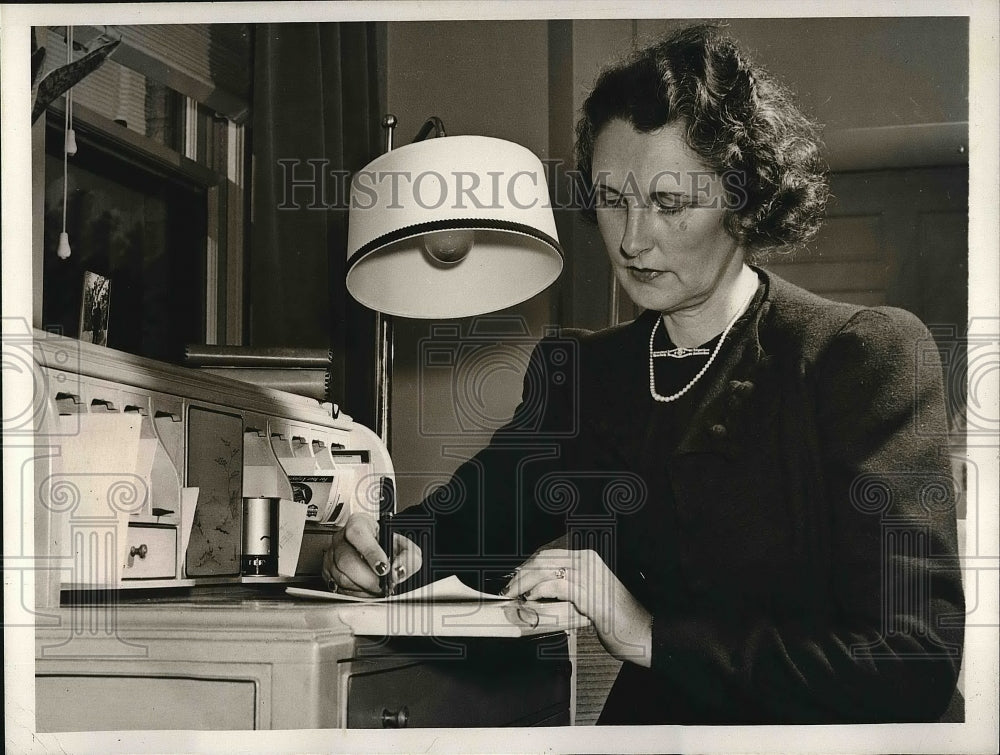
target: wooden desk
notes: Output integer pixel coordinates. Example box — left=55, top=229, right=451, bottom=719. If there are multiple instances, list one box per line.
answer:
left=35, top=597, right=588, bottom=730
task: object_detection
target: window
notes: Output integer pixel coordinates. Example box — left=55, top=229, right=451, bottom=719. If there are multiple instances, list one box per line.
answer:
left=42, top=109, right=209, bottom=361
left=35, top=25, right=251, bottom=359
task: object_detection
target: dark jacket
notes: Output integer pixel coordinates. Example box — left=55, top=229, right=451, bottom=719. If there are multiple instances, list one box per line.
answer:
left=396, top=270, right=965, bottom=724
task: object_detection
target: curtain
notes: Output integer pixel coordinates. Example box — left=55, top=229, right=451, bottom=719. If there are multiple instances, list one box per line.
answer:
left=250, top=22, right=382, bottom=420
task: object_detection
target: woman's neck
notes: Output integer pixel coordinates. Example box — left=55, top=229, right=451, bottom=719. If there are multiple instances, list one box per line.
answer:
left=661, top=265, right=759, bottom=348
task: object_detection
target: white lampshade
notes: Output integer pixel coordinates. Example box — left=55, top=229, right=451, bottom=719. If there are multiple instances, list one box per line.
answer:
left=346, top=135, right=563, bottom=318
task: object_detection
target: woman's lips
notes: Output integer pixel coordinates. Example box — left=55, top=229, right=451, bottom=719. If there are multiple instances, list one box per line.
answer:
left=627, top=267, right=664, bottom=283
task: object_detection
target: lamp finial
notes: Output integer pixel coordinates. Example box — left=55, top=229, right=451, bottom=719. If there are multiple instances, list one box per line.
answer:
left=381, top=114, right=397, bottom=152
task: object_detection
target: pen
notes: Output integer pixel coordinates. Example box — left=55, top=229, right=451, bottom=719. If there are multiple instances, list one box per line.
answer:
left=377, top=476, right=395, bottom=597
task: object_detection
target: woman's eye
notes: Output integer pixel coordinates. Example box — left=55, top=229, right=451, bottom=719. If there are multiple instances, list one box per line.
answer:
left=654, top=200, right=688, bottom=215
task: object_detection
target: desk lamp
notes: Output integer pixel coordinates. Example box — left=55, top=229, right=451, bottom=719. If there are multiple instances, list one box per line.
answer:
left=346, top=115, right=563, bottom=445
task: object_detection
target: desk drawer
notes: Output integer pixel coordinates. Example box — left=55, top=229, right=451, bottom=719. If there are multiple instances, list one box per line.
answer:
left=122, top=525, right=176, bottom=580
left=346, top=635, right=570, bottom=728
left=37, top=674, right=255, bottom=731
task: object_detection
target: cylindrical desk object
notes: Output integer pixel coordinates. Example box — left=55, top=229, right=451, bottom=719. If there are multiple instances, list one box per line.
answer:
left=241, top=497, right=279, bottom=576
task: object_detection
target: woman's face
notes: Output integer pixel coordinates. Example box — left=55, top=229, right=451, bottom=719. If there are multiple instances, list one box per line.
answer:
left=592, top=119, right=745, bottom=315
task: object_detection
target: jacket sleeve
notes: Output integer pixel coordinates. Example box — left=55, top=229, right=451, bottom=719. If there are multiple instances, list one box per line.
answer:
left=392, top=334, right=581, bottom=587
left=648, top=308, right=965, bottom=722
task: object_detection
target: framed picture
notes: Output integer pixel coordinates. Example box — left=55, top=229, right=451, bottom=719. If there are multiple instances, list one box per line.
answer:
left=79, top=270, right=111, bottom=346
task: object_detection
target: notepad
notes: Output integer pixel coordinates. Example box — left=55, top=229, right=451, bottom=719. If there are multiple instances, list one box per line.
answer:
left=286, top=575, right=511, bottom=603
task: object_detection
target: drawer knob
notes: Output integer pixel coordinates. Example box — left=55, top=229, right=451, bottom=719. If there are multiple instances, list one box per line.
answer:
left=130, top=544, right=148, bottom=560
left=381, top=706, right=409, bottom=728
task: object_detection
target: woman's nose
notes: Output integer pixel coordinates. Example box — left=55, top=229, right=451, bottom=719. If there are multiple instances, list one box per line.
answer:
left=620, top=205, right=652, bottom=260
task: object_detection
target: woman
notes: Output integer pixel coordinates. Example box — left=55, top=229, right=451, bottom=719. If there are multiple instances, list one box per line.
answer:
left=324, top=24, right=964, bottom=724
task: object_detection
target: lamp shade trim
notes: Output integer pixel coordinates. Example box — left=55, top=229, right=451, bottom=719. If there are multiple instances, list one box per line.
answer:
left=345, top=217, right=563, bottom=272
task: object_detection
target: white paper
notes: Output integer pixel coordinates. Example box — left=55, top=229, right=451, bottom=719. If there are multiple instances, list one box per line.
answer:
left=278, top=456, right=319, bottom=476
left=149, top=438, right=181, bottom=517
left=243, top=432, right=292, bottom=499
left=52, top=413, right=143, bottom=585
left=286, top=574, right=512, bottom=603
left=243, top=464, right=281, bottom=497
left=178, top=486, right=199, bottom=574
left=330, top=598, right=590, bottom=639
left=134, top=437, right=158, bottom=512
left=333, top=465, right=357, bottom=515
left=277, top=498, right=307, bottom=576
left=56, top=412, right=142, bottom=475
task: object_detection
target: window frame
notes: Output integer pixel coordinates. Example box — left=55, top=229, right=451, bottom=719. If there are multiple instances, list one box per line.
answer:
left=33, top=30, right=249, bottom=352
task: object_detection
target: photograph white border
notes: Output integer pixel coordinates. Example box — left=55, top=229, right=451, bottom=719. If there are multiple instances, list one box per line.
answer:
left=3, top=2, right=997, bottom=753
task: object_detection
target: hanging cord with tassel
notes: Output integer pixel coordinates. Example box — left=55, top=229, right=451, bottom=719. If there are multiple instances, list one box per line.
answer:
left=57, top=26, right=77, bottom=259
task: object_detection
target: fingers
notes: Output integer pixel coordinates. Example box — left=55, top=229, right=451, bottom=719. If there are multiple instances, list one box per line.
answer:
left=388, top=532, right=422, bottom=589
left=343, top=513, right=390, bottom=577
left=320, top=514, right=383, bottom=596
left=323, top=514, right=423, bottom=596
left=335, top=584, right=380, bottom=598
left=321, top=547, right=335, bottom=584
left=502, top=548, right=575, bottom=598
left=521, top=577, right=570, bottom=602
left=331, top=536, right=380, bottom=594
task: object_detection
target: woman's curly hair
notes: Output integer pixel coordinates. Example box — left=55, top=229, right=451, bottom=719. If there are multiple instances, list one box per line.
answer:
left=575, top=24, right=829, bottom=256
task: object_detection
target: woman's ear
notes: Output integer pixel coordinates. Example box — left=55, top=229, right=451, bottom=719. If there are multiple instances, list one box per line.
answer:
left=722, top=208, right=749, bottom=246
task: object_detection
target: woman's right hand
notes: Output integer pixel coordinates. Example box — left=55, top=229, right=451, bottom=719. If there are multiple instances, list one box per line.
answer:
left=320, top=513, right=422, bottom=596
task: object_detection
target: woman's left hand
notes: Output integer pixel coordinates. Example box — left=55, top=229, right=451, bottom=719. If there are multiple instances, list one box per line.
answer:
left=503, top=548, right=653, bottom=667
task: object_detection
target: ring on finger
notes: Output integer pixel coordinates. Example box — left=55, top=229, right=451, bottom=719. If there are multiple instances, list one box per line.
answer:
left=554, top=566, right=567, bottom=580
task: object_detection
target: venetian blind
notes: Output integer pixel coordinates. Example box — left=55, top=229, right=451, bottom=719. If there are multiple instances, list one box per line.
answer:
left=46, top=24, right=252, bottom=124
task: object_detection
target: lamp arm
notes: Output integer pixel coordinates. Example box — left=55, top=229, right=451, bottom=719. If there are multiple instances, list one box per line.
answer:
left=411, top=116, right=447, bottom=143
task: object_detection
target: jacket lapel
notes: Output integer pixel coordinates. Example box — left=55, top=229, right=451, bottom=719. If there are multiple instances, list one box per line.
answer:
left=577, top=311, right=657, bottom=470
left=577, top=271, right=780, bottom=471
left=656, top=296, right=772, bottom=464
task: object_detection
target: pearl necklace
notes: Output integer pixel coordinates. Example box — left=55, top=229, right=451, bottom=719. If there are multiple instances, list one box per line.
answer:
left=648, top=284, right=758, bottom=403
